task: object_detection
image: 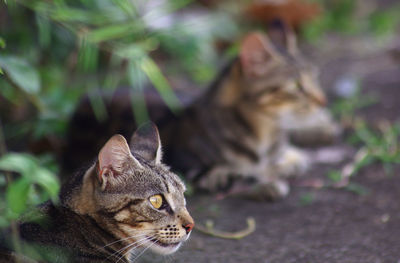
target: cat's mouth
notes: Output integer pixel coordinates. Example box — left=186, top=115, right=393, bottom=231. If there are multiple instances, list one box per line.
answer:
left=149, top=237, right=181, bottom=248
left=145, top=236, right=183, bottom=255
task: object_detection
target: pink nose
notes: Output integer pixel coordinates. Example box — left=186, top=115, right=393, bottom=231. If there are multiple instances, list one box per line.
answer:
left=183, top=223, right=194, bottom=234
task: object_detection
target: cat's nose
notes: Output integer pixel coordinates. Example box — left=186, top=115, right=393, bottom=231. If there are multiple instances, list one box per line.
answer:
left=183, top=223, right=194, bottom=234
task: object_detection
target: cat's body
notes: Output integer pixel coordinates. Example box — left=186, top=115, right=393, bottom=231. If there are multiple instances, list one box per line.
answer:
left=64, top=25, right=339, bottom=199
left=1, top=123, right=194, bottom=263
left=160, top=33, right=337, bottom=197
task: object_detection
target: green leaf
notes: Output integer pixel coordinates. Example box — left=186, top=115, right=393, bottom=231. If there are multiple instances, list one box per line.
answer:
left=36, top=14, right=52, bottom=48
left=0, top=216, right=9, bottom=228
left=369, top=10, right=399, bottom=36
left=115, top=44, right=145, bottom=58
left=86, top=23, right=141, bottom=43
left=299, top=192, right=315, bottom=206
left=88, top=88, right=108, bottom=122
left=0, top=153, right=37, bottom=177
left=326, top=170, right=342, bottom=183
left=112, top=0, right=136, bottom=16
left=33, top=168, right=60, bottom=200
left=78, top=39, right=98, bottom=72
left=0, top=37, right=5, bottom=49
left=140, top=56, right=182, bottom=113
left=6, top=177, right=31, bottom=214
left=0, top=55, right=40, bottom=94
left=50, top=7, right=95, bottom=23
left=127, top=60, right=149, bottom=124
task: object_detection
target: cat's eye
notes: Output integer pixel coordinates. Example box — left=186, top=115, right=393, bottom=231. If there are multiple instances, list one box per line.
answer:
left=149, top=194, right=163, bottom=209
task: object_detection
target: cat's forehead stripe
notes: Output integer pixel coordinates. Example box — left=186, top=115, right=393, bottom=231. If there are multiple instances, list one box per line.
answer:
left=170, top=174, right=185, bottom=191
left=159, top=168, right=184, bottom=192
left=154, top=169, right=170, bottom=193
left=163, top=179, right=170, bottom=193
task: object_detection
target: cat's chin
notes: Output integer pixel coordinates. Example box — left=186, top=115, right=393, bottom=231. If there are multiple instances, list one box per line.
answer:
left=148, top=239, right=182, bottom=255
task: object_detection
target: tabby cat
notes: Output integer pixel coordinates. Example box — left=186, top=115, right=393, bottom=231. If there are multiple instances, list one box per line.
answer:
left=64, top=24, right=338, bottom=200
left=161, top=26, right=339, bottom=199
left=1, top=123, right=194, bottom=263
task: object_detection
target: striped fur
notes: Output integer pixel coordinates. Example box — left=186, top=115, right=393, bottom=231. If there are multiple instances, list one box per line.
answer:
left=161, top=27, right=338, bottom=199
left=63, top=27, right=338, bottom=200
left=1, top=123, right=194, bottom=262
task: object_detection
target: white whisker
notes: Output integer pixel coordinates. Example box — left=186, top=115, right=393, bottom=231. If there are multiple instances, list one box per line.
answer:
left=103, top=235, right=154, bottom=263
left=131, top=240, right=155, bottom=263
left=102, top=233, right=148, bottom=250
left=115, top=236, right=154, bottom=263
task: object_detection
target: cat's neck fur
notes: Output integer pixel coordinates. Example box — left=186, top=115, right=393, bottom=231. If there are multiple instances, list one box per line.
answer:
left=18, top=203, right=127, bottom=263
left=62, top=164, right=98, bottom=215
left=14, top=166, right=132, bottom=262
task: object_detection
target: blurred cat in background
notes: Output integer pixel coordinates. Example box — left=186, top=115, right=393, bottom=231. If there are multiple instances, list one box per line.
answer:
left=64, top=23, right=339, bottom=200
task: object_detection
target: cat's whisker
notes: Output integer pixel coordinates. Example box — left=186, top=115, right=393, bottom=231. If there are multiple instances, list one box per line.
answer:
left=102, top=228, right=157, bottom=250
left=131, top=240, right=156, bottom=263
left=13, top=122, right=193, bottom=262
left=124, top=235, right=155, bottom=255
left=164, top=251, right=176, bottom=263
left=101, top=233, right=149, bottom=250
left=114, top=236, right=155, bottom=263
left=106, top=235, right=155, bottom=262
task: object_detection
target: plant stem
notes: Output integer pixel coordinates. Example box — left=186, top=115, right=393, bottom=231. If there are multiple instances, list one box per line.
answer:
left=195, top=217, right=256, bottom=240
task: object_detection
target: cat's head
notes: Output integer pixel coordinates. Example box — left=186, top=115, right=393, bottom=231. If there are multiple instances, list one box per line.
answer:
left=66, top=122, right=194, bottom=256
left=216, top=23, right=326, bottom=122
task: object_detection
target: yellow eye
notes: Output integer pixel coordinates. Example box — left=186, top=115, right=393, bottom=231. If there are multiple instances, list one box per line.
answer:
left=149, top=194, right=163, bottom=209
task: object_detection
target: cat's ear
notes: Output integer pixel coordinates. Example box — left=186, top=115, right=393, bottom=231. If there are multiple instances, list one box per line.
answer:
left=130, top=122, right=162, bottom=165
left=267, top=19, right=298, bottom=55
left=98, top=134, right=142, bottom=189
left=240, top=32, right=283, bottom=77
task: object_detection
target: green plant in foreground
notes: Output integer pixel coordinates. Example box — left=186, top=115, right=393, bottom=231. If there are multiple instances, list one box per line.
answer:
left=0, top=0, right=238, bottom=144
left=0, top=153, right=60, bottom=227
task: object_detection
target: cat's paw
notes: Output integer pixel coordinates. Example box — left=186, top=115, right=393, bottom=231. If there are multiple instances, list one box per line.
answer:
left=275, top=146, right=309, bottom=177
left=197, top=166, right=233, bottom=192
left=239, top=180, right=290, bottom=201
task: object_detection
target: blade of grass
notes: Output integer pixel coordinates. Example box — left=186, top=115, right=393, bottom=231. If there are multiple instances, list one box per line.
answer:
left=140, top=56, right=181, bottom=114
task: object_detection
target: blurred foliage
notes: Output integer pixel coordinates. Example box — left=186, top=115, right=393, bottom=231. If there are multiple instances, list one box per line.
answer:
left=327, top=98, right=400, bottom=193
left=302, top=0, right=400, bottom=41
left=0, top=0, right=239, bottom=250
left=331, top=85, right=400, bottom=174
left=331, top=86, right=378, bottom=127
left=0, top=0, right=238, bottom=142
left=298, top=192, right=315, bottom=206
left=349, top=120, right=400, bottom=173
left=0, top=153, right=59, bottom=227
